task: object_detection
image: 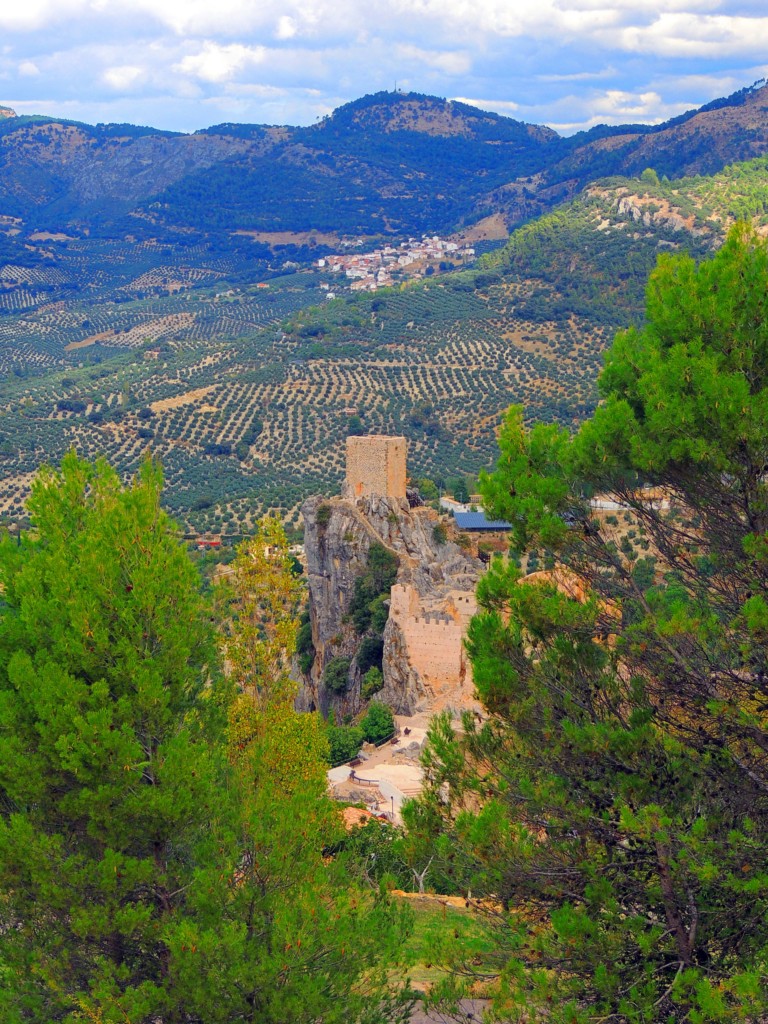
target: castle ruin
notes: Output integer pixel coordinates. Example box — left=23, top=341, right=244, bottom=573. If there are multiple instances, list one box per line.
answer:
left=301, top=434, right=481, bottom=715
left=387, top=583, right=477, bottom=704
left=345, top=435, right=407, bottom=500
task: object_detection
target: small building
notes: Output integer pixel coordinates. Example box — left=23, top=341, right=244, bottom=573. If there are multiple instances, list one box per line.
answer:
left=453, top=510, right=512, bottom=531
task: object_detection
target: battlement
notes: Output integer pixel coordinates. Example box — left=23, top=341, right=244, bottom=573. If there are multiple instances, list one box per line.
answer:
left=388, top=582, right=477, bottom=695
left=345, top=435, right=407, bottom=499
left=412, top=613, right=453, bottom=628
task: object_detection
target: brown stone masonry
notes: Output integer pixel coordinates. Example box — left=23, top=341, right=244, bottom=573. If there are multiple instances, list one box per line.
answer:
left=345, top=435, right=407, bottom=500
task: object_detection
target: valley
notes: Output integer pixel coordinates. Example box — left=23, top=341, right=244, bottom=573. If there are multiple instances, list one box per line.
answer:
left=2, top=84, right=768, bottom=531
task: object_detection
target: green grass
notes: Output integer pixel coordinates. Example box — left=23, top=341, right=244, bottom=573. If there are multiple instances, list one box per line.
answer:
left=398, top=897, right=497, bottom=987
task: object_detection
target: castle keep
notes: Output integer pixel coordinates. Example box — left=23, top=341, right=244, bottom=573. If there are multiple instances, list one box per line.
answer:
left=345, top=435, right=407, bottom=500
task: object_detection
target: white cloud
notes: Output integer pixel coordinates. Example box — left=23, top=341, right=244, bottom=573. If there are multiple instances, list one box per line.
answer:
left=618, top=13, right=768, bottom=57
left=541, top=86, right=695, bottom=133
left=2, top=0, right=768, bottom=134
left=215, top=83, right=288, bottom=98
left=174, top=42, right=266, bottom=83
left=111, top=0, right=324, bottom=37
left=276, top=16, right=298, bottom=40
left=593, top=88, right=666, bottom=118
left=537, top=67, right=618, bottom=82
left=453, top=96, right=520, bottom=113
left=102, top=64, right=144, bottom=90
left=0, top=0, right=89, bottom=31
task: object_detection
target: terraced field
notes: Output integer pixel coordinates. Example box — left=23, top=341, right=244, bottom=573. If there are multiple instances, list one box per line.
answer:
left=0, top=247, right=610, bottom=533
left=5, top=153, right=757, bottom=533
left=0, top=237, right=330, bottom=530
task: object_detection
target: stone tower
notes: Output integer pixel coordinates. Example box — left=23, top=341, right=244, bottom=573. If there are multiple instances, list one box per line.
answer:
left=345, top=435, right=407, bottom=499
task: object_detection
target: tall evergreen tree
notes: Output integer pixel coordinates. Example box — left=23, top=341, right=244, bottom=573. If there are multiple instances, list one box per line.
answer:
left=416, top=224, right=768, bottom=1022
left=0, top=454, right=223, bottom=1022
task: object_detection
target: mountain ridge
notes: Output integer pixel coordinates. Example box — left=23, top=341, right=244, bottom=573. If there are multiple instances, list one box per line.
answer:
left=3, top=81, right=768, bottom=241
left=2, top=83, right=768, bottom=528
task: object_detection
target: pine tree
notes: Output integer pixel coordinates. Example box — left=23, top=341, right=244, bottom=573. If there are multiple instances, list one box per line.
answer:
left=0, top=459, right=413, bottom=1024
left=417, top=224, right=768, bottom=1022
left=0, top=454, right=224, bottom=1022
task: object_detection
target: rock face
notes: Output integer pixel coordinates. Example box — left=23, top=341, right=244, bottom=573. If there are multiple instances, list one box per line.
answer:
left=0, top=106, right=16, bottom=119
left=300, top=491, right=481, bottom=716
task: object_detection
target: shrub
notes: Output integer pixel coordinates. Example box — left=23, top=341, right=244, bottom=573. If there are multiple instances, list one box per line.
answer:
left=324, top=656, right=351, bottom=694
left=350, top=543, right=398, bottom=633
left=316, top=504, right=332, bottom=527
left=368, top=594, right=390, bottom=633
left=432, top=522, right=447, bottom=545
left=361, top=667, right=384, bottom=700
left=327, top=724, right=364, bottom=765
left=360, top=702, right=394, bottom=745
left=203, top=442, right=232, bottom=457
left=296, top=618, right=315, bottom=675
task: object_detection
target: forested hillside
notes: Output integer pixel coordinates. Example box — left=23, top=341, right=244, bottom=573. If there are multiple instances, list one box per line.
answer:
left=2, top=81, right=768, bottom=244
left=3, top=152, right=768, bottom=530
left=3, top=227, right=768, bottom=1023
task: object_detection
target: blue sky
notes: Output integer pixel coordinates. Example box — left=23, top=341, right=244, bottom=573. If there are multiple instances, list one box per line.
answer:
left=1, top=1, right=767, bottom=135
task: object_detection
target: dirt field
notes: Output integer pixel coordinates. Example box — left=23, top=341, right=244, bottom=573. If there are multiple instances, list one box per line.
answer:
left=64, top=330, right=115, bottom=351
left=455, top=213, right=510, bottom=242
left=150, top=386, right=217, bottom=413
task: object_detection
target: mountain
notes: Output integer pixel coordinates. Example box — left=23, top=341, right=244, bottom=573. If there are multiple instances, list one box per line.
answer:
left=2, top=81, right=768, bottom=244
left=3, top=82, right=768, bottom=529
left=1, top=151, right=766, bottom=534
left=0, top=92, right=560, bottom=239
left=480, top=78, right=768, bottom=224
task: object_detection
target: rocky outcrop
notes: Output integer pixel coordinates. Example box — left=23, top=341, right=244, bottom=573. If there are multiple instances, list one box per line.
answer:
left=298, top=494, right=385, bottom=717
left=0, top=106, right=17, bottom=119
left=610, top=190, right=711, bottom=237
left=300, top=491, right=481, bottom=716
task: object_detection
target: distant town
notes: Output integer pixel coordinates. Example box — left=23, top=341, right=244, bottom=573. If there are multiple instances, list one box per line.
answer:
left=316, top=235, right=477, bottom=292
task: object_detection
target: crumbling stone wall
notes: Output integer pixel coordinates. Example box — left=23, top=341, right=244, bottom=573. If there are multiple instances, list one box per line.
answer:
left=345, top=435, right=407, bottom=500
left=387, top=582, right=477, bottom=702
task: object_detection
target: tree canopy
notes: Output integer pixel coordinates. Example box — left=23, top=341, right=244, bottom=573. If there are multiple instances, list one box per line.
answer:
left=0, top=453, right=222, bottom=1021
left=0, top=454, right=411, bottom=1023
left=415, top=224, right=768, bottom=1023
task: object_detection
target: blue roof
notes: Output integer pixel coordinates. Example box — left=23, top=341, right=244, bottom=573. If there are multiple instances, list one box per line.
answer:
left=453, top=511, right=512, bottom=530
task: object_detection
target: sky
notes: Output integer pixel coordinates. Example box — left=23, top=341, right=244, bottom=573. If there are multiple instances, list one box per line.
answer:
left=1, top=1, right=768, bottom=136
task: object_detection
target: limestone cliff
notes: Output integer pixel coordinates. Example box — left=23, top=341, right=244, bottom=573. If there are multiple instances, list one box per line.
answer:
left=0, top=106, right=16, bottom=119
left=300, top=491, right=481, bottom=716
